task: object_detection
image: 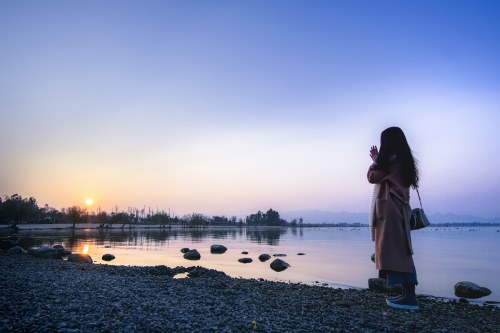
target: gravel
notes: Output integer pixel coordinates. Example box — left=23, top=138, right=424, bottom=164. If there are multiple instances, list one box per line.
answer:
left=1, top=253, right=498, bottom=332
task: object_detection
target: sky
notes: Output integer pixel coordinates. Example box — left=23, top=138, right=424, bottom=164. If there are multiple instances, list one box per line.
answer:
left=1, top=1, right=499, bottom=218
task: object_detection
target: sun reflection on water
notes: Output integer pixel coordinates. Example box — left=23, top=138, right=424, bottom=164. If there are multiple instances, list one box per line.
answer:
left=82, top=244, right=89, bottom=254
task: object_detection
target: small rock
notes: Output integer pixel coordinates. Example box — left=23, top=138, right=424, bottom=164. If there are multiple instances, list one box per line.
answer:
left=241, top=251, right=248, bottom=255
left=183, top=249, right=201, bottom=260
left=7, top=246, right=27, bottom=255
left=180, top=248, right=190, bottom=253
left=458, top=298, right=469, bottom=304
left=297, top=253, right=305, bottom=256
left=104, top=245, right=112, bottom=248
left=273, top=254, right=286, bottom=257
left=52, top=245, right=65, bottom=250
left=454, top=281, right=492, bottom=299
left=68, top=253, right=93, bottom=264
left=270, top=259, right=290, bottom=272
left=368, top=278, right=401, bottom=293
left=210, top=245, right=227, bottom=254
left=102, top=254, right=115, bottom=261
left=238, top=258, right=253, bottom=264
left=258, top=254, right=271, bottom=262
left=370, top=253, right=375, bottom=263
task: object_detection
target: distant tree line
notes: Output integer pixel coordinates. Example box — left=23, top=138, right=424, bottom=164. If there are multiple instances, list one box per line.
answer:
left=0, top=194, right=306, bottom=228
left=0, top=194, right=63, bottom=227
left=302, top=222, right=368, bottom=228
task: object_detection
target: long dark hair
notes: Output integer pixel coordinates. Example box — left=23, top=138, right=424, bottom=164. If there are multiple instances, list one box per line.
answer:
left=377, top=127, right=419, bottom=189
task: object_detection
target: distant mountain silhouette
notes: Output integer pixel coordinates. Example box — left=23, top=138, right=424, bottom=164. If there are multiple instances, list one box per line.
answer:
left=280, top=211, right=369, bottom=224
left=281, top=210, right=500, bottom=224
left=426, top=213, right=500, bottom=224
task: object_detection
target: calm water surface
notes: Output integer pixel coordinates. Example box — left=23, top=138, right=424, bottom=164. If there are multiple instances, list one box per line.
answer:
left=11, top=225, right=500, bottom=302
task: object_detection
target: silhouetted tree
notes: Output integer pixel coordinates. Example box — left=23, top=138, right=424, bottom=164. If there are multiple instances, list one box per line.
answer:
left=96, top=211, right=110, bottom=227
left=1, top=194, right=41, bottom=226
left=246, top=209, right=287, bottom=226
left=212, top=215, right=229, bottom=226
left=151, top=211, right=172, bottom=228
left=183, top=213, right=208, bottom=228
left=110, top=212, right=131, bottom=228
left=65, top=205, right=86, bottom=228
left=41, top=204, right=63, bottom=223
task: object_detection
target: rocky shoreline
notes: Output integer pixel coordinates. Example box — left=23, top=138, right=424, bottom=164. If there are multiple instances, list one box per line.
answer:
left=1, top=253, right=499, bottom=332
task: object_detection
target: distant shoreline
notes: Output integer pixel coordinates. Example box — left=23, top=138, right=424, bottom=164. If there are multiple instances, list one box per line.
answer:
left=2, top=222, right=500, bottom=231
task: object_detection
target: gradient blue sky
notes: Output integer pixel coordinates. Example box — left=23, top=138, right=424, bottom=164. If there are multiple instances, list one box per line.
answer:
left=1, top=1, right=499, bottom=217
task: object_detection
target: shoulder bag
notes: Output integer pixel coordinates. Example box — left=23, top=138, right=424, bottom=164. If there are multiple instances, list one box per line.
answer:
left=410, top=189, right=430, bottom=230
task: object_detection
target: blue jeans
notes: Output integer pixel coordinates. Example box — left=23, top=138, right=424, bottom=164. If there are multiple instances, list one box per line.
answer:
left=383, top=267, right=418, bottom=285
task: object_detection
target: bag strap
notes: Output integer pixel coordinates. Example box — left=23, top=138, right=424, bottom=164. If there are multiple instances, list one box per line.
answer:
left=416, top=188, right=423, bottom=210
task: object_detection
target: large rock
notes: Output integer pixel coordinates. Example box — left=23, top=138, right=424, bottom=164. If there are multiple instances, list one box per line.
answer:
left=180, top=248, right=190, bottom=253
left=0, top=239, right=15, bottom=251
left=7, top=246, right=27, bottom=255
left=454, top=281, right=492, bottom=299
left=270, top=259, right=290, bottom=272
left=210, top=245, right=227, bottom=254
left=259, top=254, right=271, bottom=262
left=183, top=249, right=201, bottom=260
left=28, top=246, right=60, bottom=259
left=368, top=278, right=401, bottom=293
left=68, top=253, right=93, bottom=264
left=238, top=258, right=253, bottom=264
left=102, top=254, right=115, bottom=261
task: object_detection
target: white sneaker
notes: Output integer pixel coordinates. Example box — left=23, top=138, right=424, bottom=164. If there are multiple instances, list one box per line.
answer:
left=386, top=298, right=419, bottom=311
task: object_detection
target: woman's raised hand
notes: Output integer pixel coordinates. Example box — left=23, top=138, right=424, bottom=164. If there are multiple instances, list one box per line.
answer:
left=369, top=146, right=379, bottom=162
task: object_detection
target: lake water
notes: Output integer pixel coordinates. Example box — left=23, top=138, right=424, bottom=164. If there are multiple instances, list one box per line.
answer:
left=8, top=225, right=500, bottom=302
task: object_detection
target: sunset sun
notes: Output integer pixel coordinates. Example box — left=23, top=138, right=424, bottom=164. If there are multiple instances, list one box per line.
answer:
left=85, top=198, right=94, bottom=206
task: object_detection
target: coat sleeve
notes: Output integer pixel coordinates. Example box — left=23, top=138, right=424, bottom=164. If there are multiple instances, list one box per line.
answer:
left=367, top=164, right=389, bottom=184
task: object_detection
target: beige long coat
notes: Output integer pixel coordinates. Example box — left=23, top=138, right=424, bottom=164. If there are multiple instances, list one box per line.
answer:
left=368, top=161, right=414, bottom=273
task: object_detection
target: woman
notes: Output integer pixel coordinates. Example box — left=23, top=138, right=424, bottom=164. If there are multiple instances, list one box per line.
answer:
left=368, top=127, right=420, bottom=310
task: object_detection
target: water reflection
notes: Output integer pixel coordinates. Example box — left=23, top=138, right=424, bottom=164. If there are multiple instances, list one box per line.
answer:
left=246, top=228, right=287, bottom=245
left=10, top=226, right=292, bottom=251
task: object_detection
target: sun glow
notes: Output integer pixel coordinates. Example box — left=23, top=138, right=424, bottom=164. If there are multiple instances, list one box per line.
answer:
left=82, top=244, right=89, bottom=254
left=85, top=198, right=94, bottom=206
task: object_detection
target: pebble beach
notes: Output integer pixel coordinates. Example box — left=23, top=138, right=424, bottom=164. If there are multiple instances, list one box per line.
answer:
left=1, top=253, right=498, bottom=333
